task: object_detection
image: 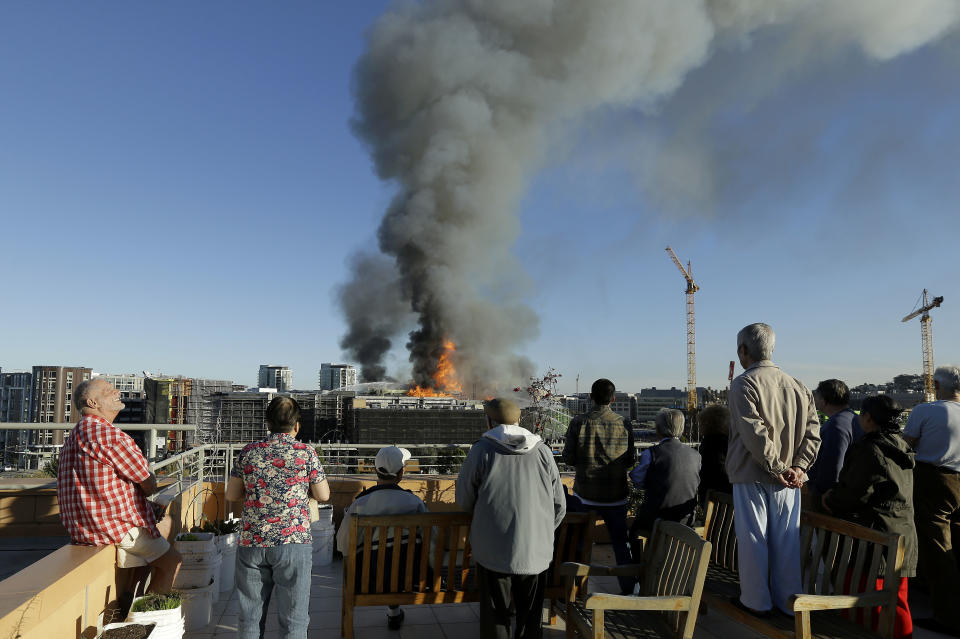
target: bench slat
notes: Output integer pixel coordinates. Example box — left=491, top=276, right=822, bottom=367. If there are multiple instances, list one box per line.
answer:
left=405, top=525, right=417, bottom=592
left=807, top=529, right=828, bottom=594
left=446, top=524, right=458, bottom=591
left=432, top=524, right=446, bottom=592
left=361, top=524, right=373, bottom=594
left=375, top=526, right=388, bottom=593
left=830, top=535, right=854, bottom=597
left=389, top=526, right=403, bottom=592
left=418, top=523, right=432, bottom=593
left=819, top=531, right=841, bottom=595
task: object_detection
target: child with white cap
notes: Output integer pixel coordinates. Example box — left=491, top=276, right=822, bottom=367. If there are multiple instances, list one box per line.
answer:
left=336, top=445, right=428, bottom=630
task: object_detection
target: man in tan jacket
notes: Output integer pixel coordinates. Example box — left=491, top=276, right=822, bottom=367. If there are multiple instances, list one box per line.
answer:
left=727, top=323, right=820, bottom=617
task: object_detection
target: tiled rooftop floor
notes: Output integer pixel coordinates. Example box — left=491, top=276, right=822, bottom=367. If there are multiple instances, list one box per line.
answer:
left=185, top=545, right=955, bottom=639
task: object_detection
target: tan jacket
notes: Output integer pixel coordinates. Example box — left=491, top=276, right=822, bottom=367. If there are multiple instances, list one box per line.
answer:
left=726, top=360, right=821, bottom=484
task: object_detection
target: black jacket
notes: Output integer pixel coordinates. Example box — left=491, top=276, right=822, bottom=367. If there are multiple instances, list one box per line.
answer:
left=825, top=430, right=918, bottom=577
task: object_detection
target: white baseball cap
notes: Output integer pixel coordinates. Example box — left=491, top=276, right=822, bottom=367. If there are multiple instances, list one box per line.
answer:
left=375, top=446, right=412, bottom=477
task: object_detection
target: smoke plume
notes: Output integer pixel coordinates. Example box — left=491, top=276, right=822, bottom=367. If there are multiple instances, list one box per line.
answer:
left=339, top=0, right=960, bottom=388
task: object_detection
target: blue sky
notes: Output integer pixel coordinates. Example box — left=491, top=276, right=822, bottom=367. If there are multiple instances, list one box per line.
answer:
left=1, top=3, right=958, bottom=393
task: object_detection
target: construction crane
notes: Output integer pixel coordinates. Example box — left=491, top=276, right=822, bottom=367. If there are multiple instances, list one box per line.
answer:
left=666, top=246, right=700, bottom=412
left=902, top=289, right=944, bottom=402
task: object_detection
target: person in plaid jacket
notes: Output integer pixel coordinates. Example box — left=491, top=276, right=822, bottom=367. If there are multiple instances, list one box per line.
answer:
left=57, top=378, right=181, bottom=593
left=562, top=378, right=636, bottom=594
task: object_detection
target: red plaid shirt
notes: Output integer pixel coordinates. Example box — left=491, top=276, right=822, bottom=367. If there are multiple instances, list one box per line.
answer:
left=57, top=414, right=158, bottom=545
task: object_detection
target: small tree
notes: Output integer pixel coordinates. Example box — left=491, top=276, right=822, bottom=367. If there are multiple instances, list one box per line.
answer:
left=39, top=452, right=59, bottom=478
left=514, top=368, right=564, bottom=438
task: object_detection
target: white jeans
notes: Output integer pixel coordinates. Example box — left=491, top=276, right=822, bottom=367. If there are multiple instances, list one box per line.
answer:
left=732, top=482, right=802, bottom=613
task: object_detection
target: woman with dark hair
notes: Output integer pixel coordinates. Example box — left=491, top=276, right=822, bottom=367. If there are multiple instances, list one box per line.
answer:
left=823, top=395, right=917, bottom=639
left=697, top=403, right=732, bottom=506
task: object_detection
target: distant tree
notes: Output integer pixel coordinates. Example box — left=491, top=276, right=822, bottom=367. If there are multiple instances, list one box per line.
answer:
left=892, top=374, right=923, bottom=392
left=514, top=368, right=565, bottom=438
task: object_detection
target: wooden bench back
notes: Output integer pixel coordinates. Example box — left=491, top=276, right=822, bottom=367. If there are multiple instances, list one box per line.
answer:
left=799, top=509, right=903, bottom=633
left=703, top=491, right=904, bottom=637
left=641, top=519, right=712, bottom=636
left=344, top=511, right=596, bottom=603
left=702, top=490, right=738, bottom=572
left=547, top=512, right=596, bottom=595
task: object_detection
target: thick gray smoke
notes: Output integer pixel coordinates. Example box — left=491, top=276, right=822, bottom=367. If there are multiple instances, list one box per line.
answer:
left=339, top=0, right=960, bottom=388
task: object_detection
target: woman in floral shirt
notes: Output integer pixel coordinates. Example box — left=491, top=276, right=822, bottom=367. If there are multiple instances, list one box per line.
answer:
left=226, top=397, right=330, bottom=638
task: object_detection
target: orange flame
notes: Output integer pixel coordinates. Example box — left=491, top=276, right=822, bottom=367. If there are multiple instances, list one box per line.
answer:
left=407, top=339, right=463, bottom=397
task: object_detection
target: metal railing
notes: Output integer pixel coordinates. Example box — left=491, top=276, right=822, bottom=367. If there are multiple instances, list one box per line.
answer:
left=142, top=440, right=700, bottom=491
left=0, top=422, right=198, bottom=471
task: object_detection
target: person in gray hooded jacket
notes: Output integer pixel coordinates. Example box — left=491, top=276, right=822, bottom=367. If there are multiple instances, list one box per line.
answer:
left=456, top=398, right=566, bottom=639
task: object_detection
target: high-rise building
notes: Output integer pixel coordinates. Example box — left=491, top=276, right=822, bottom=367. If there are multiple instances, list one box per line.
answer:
left=93, top=373, right=145, bottom=396
left=1, top=371, right=33, bottom=469
left=210, top=390, right=275, bottom=443
left=258, top=365, right=292, bottom=392
left=27, top=366, right=92, bottom=467
left=144, top=376, right=233, bottom=446
left=319, top=363, right=357, bottom=391
left=0, top=372, right=32, bottom=423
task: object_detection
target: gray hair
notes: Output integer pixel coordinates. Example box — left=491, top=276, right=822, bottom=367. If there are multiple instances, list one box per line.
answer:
left=73, top=378, right=102, bottom=413
left=737, top=323, right=775, bottom=361
left=934, top=366, right=960, bottom=393
left=655, top=409, right=685, bottom=438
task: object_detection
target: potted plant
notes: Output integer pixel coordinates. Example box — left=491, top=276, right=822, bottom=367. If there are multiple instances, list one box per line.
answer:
left=126, top=591, right=184, bottom=638
left=98, top=622, right=156, bottom=639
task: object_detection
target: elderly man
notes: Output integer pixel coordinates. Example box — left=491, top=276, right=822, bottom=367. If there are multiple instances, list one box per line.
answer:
left=629, top=409, right=701, bottom=539
left=727, top=323, right=820, bottom=617
left=904, top=365, right=960, bottom=636
left=226, top=396, right=330, bottom=639
left=57, top=378, right=181, bottom=592
left=337, top=446, right=428, bottom=630
left=806, top=379, right=863, bottom=507
left=563, top=378, right=636, bottom=594
left=457, top=398, right=565, bottom=639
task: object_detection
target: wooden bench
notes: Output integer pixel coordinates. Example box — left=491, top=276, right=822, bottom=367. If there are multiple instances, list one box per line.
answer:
left=561, top=519, right=712, bottom=639
left=701, top=490, right=905, bottom=639
left=340, top=511, right=596, bottom=639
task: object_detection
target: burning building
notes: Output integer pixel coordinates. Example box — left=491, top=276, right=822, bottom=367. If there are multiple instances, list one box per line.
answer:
left=343, top=395, right=486, bottom=444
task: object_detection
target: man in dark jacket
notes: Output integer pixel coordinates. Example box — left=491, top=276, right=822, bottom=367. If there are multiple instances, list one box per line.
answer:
left=457, top=398, right=566, bottom=639
left=822, top=394, right=916, bottom=639
left=563, top=378, right=636, bottom=594
left=807, top=379, right=863, bottom=509
left=630, top=409, right=701, bottom=538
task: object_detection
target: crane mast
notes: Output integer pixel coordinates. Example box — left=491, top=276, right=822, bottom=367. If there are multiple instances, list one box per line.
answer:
left=902, top=289, right=944, bottom=402
left=665, top=246, right=700, bottom=412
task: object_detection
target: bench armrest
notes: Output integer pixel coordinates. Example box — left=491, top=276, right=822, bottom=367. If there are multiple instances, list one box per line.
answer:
left=560, top=561, right=645, bottom=578
left=585, top=594, right=691, bottom=612
left=789, top=592, right=889, bottom=612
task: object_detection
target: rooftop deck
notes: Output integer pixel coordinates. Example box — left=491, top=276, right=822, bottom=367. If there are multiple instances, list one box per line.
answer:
left=187, top=545, right=771, bottom=639
left=183, top=544, right=956, bottom=639
left=0, top=442, right=955, bottom=639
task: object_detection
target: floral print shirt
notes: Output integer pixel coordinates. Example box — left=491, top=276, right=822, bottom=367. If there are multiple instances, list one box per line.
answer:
left=231, top=433, right=325, bottom=547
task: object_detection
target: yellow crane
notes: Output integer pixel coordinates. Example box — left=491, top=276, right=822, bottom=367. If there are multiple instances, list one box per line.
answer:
left=901, top=289, right=944, bottom=402
left=666, top=246, right=699, bottom=412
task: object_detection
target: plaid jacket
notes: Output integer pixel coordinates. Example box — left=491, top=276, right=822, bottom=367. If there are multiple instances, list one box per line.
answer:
left=57, top=415, right=157, bottom=545
left=563, top=405, right=635, bottom=503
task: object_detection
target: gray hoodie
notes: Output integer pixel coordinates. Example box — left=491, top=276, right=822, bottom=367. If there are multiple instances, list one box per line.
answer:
left=456, top=424, right=566, bottom=575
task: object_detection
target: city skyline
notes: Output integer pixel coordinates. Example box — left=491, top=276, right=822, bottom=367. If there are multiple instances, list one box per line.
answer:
left=2, top=3, right=958, bottom=393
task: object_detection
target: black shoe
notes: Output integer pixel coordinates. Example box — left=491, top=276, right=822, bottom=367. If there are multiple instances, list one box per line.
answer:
left=729, top=596, right=772, bottom=619
left=914, top=618, right=960, bottom=637
left=387, top=609, right=404, bottom=630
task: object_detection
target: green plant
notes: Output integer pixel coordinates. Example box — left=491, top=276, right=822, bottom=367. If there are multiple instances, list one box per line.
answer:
left=435, top=446, right=467, bottom=475
left=177, top=534, right=200, bottom=541
left=191, top=516, right=240, bottom=535
left=130, top=592, right=182, bottom=612
left=39, top=452, right=59, bottom=478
